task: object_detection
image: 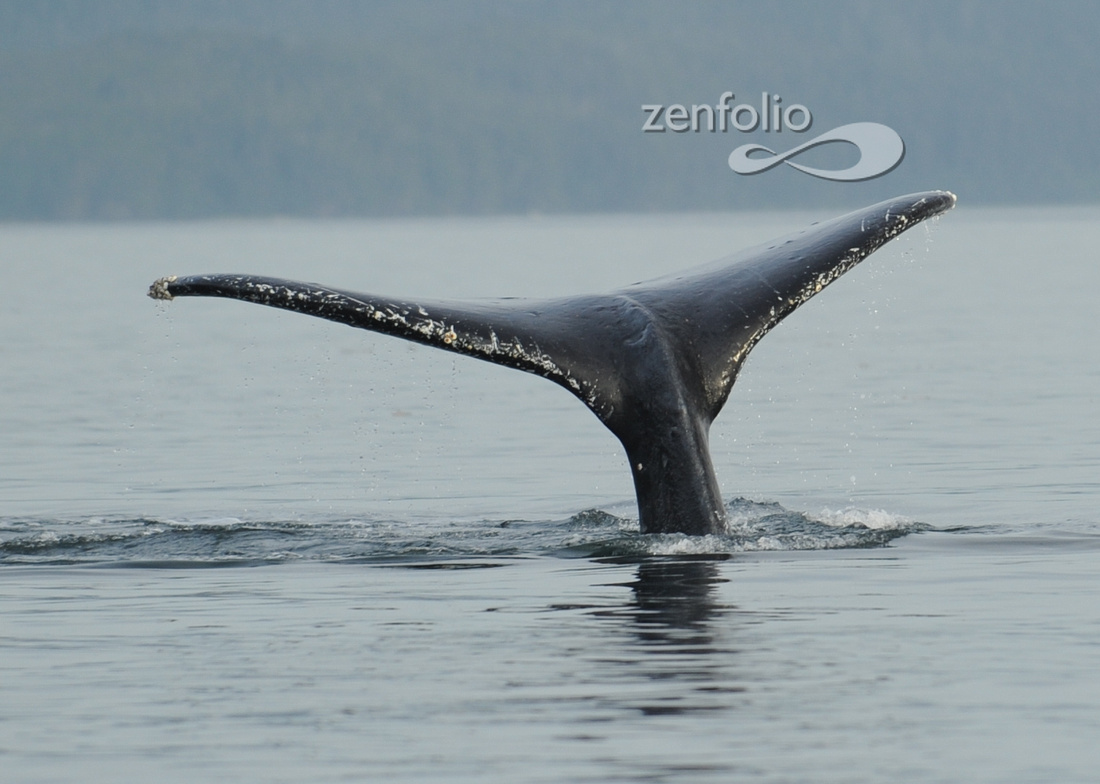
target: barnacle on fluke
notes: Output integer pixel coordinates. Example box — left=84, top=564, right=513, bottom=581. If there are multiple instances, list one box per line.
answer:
left=147, top=275, right=177, bottom=301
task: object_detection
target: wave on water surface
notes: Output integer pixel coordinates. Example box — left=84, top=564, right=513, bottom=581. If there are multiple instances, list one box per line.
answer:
left=0, top=498, right=922, bottom=567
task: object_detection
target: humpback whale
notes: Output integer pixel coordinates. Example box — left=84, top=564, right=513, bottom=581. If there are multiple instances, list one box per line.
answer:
left=149, top=191, right=955, bottom=535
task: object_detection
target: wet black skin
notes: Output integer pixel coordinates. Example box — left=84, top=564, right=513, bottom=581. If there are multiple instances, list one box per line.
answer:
left=150, top=191, right=955, bottom=535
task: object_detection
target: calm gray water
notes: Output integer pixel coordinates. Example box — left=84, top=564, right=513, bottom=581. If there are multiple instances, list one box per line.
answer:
left=2, top=206, right=1099, bottom=782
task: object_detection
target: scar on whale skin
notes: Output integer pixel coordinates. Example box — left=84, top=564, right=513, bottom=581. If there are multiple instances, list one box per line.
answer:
left=149, top=191, right=956, bottom=535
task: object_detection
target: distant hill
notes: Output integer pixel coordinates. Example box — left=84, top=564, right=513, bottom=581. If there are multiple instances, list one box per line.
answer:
left=1, top=0, right=1098, bottom=219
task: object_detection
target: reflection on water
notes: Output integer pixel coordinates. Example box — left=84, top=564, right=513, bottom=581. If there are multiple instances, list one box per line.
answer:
left=590, top=558, right=746, bottom=717
left=618, top=557, right=731, bottom=639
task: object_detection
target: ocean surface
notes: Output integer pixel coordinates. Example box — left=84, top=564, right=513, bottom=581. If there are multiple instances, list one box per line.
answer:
left=2, top=204, right=1099, bottom=782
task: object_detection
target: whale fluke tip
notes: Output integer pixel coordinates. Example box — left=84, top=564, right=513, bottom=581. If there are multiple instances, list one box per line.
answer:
left=148, top=276, right=178, bottom=301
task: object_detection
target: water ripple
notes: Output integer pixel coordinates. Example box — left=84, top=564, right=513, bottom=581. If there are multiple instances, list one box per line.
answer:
left=0, top=498, right=925, bottom=567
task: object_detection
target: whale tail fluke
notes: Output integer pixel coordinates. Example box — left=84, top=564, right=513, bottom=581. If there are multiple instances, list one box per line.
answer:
left=150, top=191, right=955, bottom=535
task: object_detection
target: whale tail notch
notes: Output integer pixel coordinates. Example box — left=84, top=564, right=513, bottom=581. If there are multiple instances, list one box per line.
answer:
left=149, top=191, right=955, bottom=535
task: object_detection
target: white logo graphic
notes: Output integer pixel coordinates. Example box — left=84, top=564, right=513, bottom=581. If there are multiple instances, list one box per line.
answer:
left=727, top=122, right=905, bottom=182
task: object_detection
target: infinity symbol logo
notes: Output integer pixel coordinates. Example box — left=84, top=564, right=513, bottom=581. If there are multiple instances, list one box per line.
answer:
left=728, top=122, right=905, bottom=182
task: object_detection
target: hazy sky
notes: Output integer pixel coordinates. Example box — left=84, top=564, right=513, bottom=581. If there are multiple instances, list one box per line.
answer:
left=2, top=1, right=1097, bottom=218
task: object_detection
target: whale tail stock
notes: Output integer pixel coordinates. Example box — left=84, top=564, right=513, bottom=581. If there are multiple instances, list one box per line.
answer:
left=149, top=191, right=955, bottom=535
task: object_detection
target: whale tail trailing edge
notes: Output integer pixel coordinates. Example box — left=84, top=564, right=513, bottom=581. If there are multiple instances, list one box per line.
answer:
left=150, top=191, right=955, bottom=535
